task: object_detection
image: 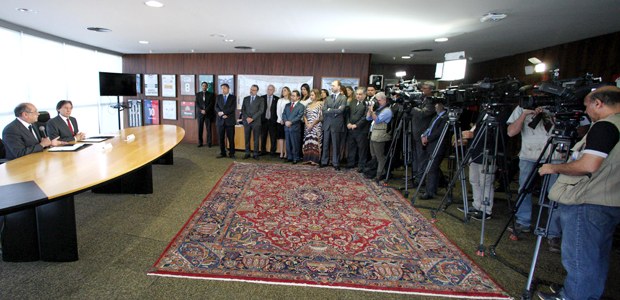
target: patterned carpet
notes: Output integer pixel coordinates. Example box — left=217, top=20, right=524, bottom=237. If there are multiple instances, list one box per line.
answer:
left=149, top=162, right=510, bottom=299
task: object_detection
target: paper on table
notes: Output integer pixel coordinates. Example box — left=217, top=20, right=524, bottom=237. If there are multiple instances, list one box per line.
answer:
left=47, top=144, right=86, bottom=152
left=80, top=138, right=107, bottom=143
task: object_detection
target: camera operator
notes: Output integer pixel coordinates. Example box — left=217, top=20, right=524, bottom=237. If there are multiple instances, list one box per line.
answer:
left=536, top=86, right=620, bottom=300
left=366, top=92, right=393, bottom=183
left=412, top=81, right=439, bottom=184
left=418, top=99, right=450, bottom=199
left=506, top=105, right=562, bottom=252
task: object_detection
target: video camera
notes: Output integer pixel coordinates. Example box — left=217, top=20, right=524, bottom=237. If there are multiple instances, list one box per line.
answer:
left=438, top=76, right=522, bottom=108
left=385, top=78, right=423, bottom=113
left=520, top=73, right=602, bottom=112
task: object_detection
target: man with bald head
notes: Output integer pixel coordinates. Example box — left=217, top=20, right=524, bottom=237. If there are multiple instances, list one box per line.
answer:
left=537, top=86, right=620, bottom=300
left=2, top=102, right=64, bottom=160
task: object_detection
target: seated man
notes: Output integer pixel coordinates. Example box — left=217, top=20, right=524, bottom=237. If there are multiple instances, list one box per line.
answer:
left=47, top=100, right=86, bottom=142
left=2, top=103, right=64, bottom=160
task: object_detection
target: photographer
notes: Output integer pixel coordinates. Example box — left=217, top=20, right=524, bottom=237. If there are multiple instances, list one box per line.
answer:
left=536, top=86, right=620, bottom=300
left=366, top=92, right=393, bottom=183
left=506, top=105, right=562, bottom=252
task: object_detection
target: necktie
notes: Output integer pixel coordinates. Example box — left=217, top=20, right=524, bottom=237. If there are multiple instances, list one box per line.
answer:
left=67, top=118, right=74, bottom=135
left=266, top=96, right=272, bottom=119
left=29, top=125, right=39, bottom=142
left=251, top=96, right=255, bottom=103
left=290, top=102, right=294, bottom=112
left=224, top=95, right=227, bottom=104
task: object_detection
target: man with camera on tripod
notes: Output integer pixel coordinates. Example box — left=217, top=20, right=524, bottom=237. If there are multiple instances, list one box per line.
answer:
left=536, top=86, right=620, bottom=300
left=412, top=82, right=439, bottom=184
left=507, top=105, right=562, bottom=252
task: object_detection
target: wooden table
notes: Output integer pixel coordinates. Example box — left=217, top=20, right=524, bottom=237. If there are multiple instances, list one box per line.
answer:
left=0, top=125, right=185, bottom=262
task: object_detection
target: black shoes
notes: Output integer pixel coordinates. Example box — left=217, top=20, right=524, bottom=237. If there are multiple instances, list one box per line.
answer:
left=470, top=211, right=492, bottom=221
left=216, top=154, right=226, bottom=158
left=508, top=223, right=531, bottom=234
left=536, top=290, right=563, bottom=300
left=229, top=154, right=236, bottom=158
left=253, top=155, right=259, bottom=160
left=547, top=237, right=561, bottom=253
left=243, top=154, right=251, bottom=159
left=197, top=144, right=203, bottom=148
left=334, top=166, right=341, bottom=171
left=318, top=164, right=326, bottom=168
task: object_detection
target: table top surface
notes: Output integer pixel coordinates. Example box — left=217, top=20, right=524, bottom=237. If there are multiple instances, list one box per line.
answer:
left=0, top=125, right=185, bottom=200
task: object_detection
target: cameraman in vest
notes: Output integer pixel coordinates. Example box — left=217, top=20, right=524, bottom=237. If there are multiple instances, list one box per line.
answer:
left=537, top=86, right=620, bottom=300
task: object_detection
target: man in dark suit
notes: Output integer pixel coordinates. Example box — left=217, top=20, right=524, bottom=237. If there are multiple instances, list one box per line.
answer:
left=412, top=81, right=439, bottom=182
left=196, top=81, right=215, bottom=147
left=346, top=87, right=370, bottom=171
left=260, top=84, right=279, bottom=156
left=46, top=100, right=86, bottom=142
left=241, top=84, right=265, bottom=159
left=282, top=90, right=305, bottom=164
left=215, top=83, right=237, bottom=158
left=419, top=100, right=450, bottom=199
left=320, top=80, right=347, bottom=170
left=2, top=103, right=64, bottom=160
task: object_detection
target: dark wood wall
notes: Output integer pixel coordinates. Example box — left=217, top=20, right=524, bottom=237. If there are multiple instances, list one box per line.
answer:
left=467, top=31, right=620, bottom=84
left=122, top=53, right=371, bottom=144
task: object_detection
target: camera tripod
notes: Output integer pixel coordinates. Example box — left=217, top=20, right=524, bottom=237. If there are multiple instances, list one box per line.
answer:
left=487, top=134, right=573, bottom=300
left=430, top=112, right=512, bottom=256
left=385, top=110, right=415, bottom=197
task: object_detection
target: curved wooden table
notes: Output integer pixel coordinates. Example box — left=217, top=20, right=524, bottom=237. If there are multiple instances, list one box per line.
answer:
left=0, top=125, right=185, bottom=262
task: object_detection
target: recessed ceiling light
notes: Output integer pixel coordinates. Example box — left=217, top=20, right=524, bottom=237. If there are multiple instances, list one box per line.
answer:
left=434, top=37, right=449, bottom=42
left=341, top=49, right=346, bottom=53
left=223, top=39, right=234, bottom=43
left=191, top=49, right=195, bottom=53
left=87, top=27, right=112, bottom=33
left=234, top=46, right=253, bottom=50
left=480, top=12, right=507, bottom=22
left=401, top=55, right=411, bottom=59
left=144, top=1, right=164, bottom=8
left=210, top=33, right=226, bottom=38
left=324, top=38, right=336, bottom=42
left=139, top=40, right=149, bottom=44
left=16, top=8, right=37, bottom=13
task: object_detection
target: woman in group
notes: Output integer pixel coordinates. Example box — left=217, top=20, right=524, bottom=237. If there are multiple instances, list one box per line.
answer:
left=276, top=86, right=291, bottom=159
left=320, top=89, right=329, bottom=102
left=345, top=86, right=355, bottom=103
left=300, top=83, right=311, bottom=105
left=302, top=88, right=323, bottom=165
left=340, top=85, right=352, bottom=164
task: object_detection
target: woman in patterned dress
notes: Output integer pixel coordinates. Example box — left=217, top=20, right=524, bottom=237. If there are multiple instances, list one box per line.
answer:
left=302, top=89, right=323, bottom=165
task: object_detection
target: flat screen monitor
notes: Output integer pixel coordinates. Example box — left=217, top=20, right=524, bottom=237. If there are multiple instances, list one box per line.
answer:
left=99, top=72, right=138, bottom=96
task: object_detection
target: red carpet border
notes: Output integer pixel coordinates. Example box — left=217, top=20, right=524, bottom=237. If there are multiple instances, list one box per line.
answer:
left=149, top=162, right=510, bottom=299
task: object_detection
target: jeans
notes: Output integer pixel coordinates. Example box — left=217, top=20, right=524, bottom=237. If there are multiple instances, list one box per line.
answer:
left=558, top=203, right=620, bottom=300
left=516, top=159, right=561, bottom=238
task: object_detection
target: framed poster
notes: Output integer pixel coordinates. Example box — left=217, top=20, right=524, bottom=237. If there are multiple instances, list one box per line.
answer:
left=180, top=75, right=195, bottom=95
left=198, top=75, right=214, bottom=93
left=162, top=100, right=177, bottom=120
left=180, top=101, right=195, bottom=119
left=128, top=99, right=142, bottom=127
left=237, top=75, right=313, bottom=104
left=144, top=74, right=159, bottom=96
left=143, top=99, right=160, bottom=125
left=321, top=77, right=360, bottom=90
left=162, top=74, right=176, bottom=97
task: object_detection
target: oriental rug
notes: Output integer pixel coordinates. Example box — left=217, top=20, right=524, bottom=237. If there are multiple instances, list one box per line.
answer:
left=149, top=162, right=510, bottom=299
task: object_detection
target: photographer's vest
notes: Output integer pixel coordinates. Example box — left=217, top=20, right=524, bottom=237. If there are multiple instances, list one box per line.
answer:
left=548, top=113, right=620, bottom=206
left=370, top=106, right=392, bottom=143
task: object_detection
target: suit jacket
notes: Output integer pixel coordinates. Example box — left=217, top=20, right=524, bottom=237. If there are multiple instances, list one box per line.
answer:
left=282, top=101, right=305, bottom=130
left=411, top=96, right=436, bottom=139
left=425, top=111, right=449, bottom=150
left=241, top=95, right=266, bottom=126
left=347, top=99, right=369, bottom=132
left=47, top=115, right=79, bottom=142
left=195, top=90, right=215, bottom=118
left=322, top=93, right=347, bottom=132
left=215, top=94, right=237, bottom=127
left=262, top=94, right=279, bottom=123
left=2, top=119, right=44, bottom=160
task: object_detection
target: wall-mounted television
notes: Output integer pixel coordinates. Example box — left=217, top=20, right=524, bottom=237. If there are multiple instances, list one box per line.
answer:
left=99, top=72, right=138, bottom=96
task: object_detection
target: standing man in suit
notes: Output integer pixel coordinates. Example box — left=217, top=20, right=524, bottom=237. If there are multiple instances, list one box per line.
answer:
left=261, top=84, right=279, bottom=156
left=46, top=100, right=86, bottom=142
left=346, top=87, right=370, bottom=172
left=2, top=103, right=64, bottom=160
left=419, top=100, right=450, bottom=199
left=412, top=81, right=438, bottom=182
left=320, top=80, right=347, bottom=170
left=215, top=83, right=236, bottom=158
left=196, top=81, right=215, bottom=147
left=282, top=90, right=305, bottom=164
left=241, top=84, right=265, bottom=159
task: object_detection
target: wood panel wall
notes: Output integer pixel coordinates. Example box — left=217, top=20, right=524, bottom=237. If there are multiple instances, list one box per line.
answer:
left=467, top=31, right=620, bottom=84
left=122, top=53, right=371, bottom=144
